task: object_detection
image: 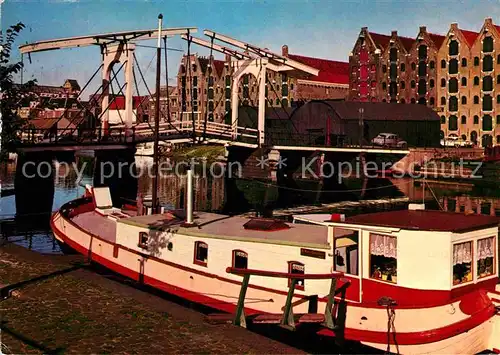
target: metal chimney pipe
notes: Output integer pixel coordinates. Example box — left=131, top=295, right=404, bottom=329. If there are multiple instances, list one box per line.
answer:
left=186, top=168, right=194, bottom=224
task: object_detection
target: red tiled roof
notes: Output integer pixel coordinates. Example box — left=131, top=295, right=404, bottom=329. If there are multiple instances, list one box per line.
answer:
left=288, top=54, right=349, bottom=85
left=428, top=33, right=445, bottom=48
left=109, top=96, right=147, bottom=110
left=369, top=32, right=392, bottom=50
left=346, top=210, right=499, bottom=233
left=398, top=36, right=414, bottom=52
left=494, top=25, right=500, bottom=35
left=460, top=29, right=479, bottom=47
left=213, top=60, right=225, bottom=77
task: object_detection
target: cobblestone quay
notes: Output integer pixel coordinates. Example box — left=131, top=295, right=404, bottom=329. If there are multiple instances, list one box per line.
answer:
left=0, top=244, right=305, bottom=354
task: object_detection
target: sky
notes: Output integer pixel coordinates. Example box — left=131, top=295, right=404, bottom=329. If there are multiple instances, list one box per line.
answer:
left=3, top=0, right=500, bottom=99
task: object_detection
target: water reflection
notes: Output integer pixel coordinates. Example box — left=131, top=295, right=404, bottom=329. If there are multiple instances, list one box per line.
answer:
left=1, top=156, right=499, bottom=254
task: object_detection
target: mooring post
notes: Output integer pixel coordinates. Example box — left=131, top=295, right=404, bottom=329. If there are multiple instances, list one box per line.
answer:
left=281, top=278, right=297, bottom=330
left=234, top=274, right=250, bottom=328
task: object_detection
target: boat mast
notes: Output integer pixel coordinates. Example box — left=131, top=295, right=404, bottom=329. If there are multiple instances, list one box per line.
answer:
left=152, top=14, right=163, bottom=213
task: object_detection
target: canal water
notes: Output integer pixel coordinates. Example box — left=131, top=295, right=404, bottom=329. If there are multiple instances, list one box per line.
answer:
left=1, top=156, right=499, bottom=254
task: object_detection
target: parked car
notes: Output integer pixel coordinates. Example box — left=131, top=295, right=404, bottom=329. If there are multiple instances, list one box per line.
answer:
left=371, top=133, right=407, bottom=148
left=440, top=134, right=474, bottom=148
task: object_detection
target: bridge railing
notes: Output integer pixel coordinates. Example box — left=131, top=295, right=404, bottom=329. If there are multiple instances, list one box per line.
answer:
left=19, top=127, right=130, bottom=145
left=266, top=131, right=411, bottom=150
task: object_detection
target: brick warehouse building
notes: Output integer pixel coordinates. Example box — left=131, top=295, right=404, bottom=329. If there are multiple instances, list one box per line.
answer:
left=349, top=27, right=444, bottom=106
left=160, top=46, right=349, bottom=125
left=350, top=18, right=500, bottom=147
left=438, top=18, right=500, bottom=147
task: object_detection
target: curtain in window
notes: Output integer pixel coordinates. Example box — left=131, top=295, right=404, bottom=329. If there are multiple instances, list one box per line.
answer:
left=453, top=242, right=472, bottom=265
left=478, top=237, right=494, bottom=260
left=370, top=234, right=397, bottom=258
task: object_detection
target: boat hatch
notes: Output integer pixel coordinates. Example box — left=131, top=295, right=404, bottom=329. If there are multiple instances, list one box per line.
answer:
left=243, top=218, right=291, bottom=232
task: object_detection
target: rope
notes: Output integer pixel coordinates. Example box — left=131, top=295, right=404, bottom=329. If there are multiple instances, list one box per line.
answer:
left=385, top=304, right=399, bottom=354
left=234, top=175, right=414, bottom=193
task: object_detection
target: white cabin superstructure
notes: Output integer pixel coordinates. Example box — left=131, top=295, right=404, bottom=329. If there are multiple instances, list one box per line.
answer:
left=51, top=186, right=500, bottom=354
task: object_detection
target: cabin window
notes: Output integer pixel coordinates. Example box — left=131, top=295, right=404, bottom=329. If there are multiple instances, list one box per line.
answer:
left=232, top=250, right=248, bottom=269
left=288, top=261, right=305, bottom=290
left=334, top=228, right=359, bottom=276
left=477, top=237, right=495, bottom=278
left=453, top=241, right=473, bottom=285
left=138, top=232, right=148, bottom=249
left=194, top=241, right=208, bottom=266
left=369, top=233, right=397, bottom=283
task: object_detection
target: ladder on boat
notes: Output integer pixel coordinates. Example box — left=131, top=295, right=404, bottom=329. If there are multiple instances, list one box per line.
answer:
left=208, top=267, right=349, bottom=340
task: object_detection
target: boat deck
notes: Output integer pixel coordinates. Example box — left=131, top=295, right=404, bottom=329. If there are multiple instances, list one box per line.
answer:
left=121, top=212, right=330, bottom=249
left=72, top=212, right=117, bottom=243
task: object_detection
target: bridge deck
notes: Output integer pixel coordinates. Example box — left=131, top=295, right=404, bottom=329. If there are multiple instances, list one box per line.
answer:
left=16, top=120, right=410, bottom=154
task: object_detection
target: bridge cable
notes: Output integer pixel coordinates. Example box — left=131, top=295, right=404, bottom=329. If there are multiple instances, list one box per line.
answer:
left=186, top=29, right=196, bottom=144
left=202, top=34, right=216, bottom=142
left=109, top=68, right=125, bottom=125
left=163, top=36, right=171, bottom=123
left=132, top=57, right=178, bottom=144
left=46, top=62, right=104, bottom=137
left=58, top=62, right=124, bottom=139
left=265, top=72, right=301, bottom=144
left=132, top=52, right=183, bottom=138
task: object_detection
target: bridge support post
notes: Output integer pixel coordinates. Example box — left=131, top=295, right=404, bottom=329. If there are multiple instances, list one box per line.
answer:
left=14, top=152, right=55, bottom=230
left=231, top=58, right=269, bottom=146
left=101, top=43, right=136, bottom=130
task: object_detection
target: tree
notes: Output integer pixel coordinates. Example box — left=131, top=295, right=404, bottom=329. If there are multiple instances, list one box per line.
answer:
left=1, top=22, right=37, bottom=159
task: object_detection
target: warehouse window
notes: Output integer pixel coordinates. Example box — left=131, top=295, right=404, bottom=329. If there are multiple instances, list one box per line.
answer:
left=461, top=77, right=467, bottom=87
left=449, top=59, right=458, bottom=74
left=461, top=96, right=467, bottom=105
left=461, top=58, right=467, bottom=67
left=474, top=96, right=479, bottom=104
left=449, top=78, right=458, bottom=93
left=483, top=37, right=494, bottom=53
left=449, top=115, right=458, bottom=131
left=483, top=94, right=493, bottom=111
left=400, top=63, right=406, bottom=72
left=449, top=96, right=458, bottom=111
left=441, top=59, right=446, bottom=69
left=429, top=61, right=435, bottom=69
left=474, top=56, right=480, bottom=66
left=474, top=115, right=479, bottom=124
left=430, top=79, right=435, bottom=88
left=483, top=115, right=493, bottom=131
left=430, top=97, right=435, bottom=106
left=461, top=115, right=467, bottom=124
left=474, top=76, right=480, bottom=85
left=449, top=40, right=459, bottom=56
left=483, top=55, right=493, bottom=72
left=441, top=97, right=446, bottom=105
left=441, top=78, right=446, bottom=87
left=418, top=45, right=427, bottom=59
